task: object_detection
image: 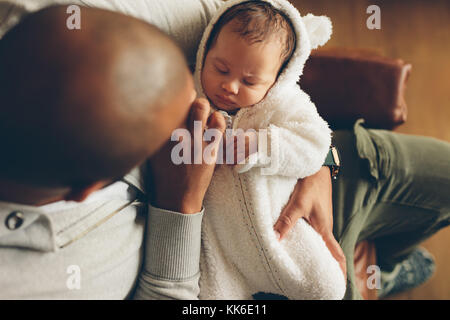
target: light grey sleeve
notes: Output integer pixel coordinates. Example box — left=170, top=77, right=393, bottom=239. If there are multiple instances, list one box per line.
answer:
left=79, top=0, right=223, bottom=66
left=0, top=1, right=27, bottom=39
left=133, top=205, right=203, bottom=300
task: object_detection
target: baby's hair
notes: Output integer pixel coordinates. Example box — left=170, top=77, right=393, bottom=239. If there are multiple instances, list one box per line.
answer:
left=205, top=1, right=296, bottom=74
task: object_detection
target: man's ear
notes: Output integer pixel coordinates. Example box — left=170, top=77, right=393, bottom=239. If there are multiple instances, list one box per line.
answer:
left=64, top=181, right=107, bottom=202
left=302, top=13, right=333, bottom=50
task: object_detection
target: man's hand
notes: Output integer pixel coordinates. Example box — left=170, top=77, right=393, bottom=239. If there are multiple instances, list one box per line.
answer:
left=273, top=167, right=347, bottom=280
left=147, top=98, right=226, bottom=214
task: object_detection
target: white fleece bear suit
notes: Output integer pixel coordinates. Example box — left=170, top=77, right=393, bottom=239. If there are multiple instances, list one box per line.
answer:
left=194, top=0, right=346, bottom=300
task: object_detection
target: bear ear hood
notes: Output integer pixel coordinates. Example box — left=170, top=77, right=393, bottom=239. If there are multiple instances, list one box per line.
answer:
left=302, top=13, right=333, bottom=50
left=194, top=0, right=333, bottom=101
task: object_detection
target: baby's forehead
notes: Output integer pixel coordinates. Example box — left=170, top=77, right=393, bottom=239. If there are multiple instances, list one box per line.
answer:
left=215, top=27, right=284, bottom=59
left=209, top=39, right=283, bottom=80
left=215, top=17, right=290, bottom=58
left=226, top=17, right=288, bottom=43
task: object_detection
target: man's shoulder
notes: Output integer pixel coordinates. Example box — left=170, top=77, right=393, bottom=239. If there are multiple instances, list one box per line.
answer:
left=0, top=0, right=80, bottom=38
left=0, top=0, right=224, bottom=64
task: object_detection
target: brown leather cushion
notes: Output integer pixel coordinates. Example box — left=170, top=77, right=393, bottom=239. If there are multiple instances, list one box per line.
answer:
left=300, top=47, right=412, bottom=130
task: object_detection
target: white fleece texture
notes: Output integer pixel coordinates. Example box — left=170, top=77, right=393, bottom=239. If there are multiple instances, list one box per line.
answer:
left=195, top=0, right=346, bottom=300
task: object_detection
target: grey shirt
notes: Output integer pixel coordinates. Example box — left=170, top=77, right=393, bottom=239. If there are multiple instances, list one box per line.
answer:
left=0, top=168, right=203, bottom=299
left=0, top=0, right=223, bottom=299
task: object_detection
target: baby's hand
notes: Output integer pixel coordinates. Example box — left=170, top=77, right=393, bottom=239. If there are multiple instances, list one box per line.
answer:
left=222, top=130, right=258, bottom=165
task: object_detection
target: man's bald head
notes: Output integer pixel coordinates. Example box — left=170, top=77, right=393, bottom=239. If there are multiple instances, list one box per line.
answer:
left=0, top=5, right=194, bottom=189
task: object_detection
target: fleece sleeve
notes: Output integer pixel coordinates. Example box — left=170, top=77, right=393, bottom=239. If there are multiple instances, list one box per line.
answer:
left=236, top=90, right=332, bottom=179
left=133, top=205, right=203, bottom=300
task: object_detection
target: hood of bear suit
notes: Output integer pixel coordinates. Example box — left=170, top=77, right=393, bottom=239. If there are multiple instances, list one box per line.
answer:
left=193, top=0, right=333, bottom=115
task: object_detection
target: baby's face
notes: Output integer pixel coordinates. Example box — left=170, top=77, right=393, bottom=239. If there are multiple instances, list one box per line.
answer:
left=201, top=22, right=283, bottom=113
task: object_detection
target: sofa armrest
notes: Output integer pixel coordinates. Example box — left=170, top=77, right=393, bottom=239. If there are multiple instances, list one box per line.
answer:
left=300, top=47, right=412, bottom=130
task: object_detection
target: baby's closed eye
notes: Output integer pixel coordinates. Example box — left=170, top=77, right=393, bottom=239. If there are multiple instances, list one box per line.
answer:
left=242, top=79, right=256, bottom=86
left=215, top=64, right=228, bottom=74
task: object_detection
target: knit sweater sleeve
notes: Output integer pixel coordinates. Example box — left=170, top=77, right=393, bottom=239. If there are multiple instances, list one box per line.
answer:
left=236, top=90, right=332, bottom=178
left=132, top=205, right=203, bottom=300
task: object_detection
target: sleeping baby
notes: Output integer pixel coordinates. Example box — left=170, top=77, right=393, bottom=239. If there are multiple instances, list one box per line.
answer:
left=194, top=0, right=347, bottom=299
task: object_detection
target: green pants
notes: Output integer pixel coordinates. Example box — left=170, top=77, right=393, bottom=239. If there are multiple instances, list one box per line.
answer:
left=332, top=119, right=450, bottom=300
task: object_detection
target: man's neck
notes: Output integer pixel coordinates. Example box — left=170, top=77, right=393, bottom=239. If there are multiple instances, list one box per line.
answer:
left=0, top=179, right=68, bottom=206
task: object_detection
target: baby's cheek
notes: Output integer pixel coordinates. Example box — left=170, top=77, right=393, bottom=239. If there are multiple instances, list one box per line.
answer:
left=201, top=70, right=212, bottom=95
left=242, top=89, right=265, bottom=107
left=253, top=85, right=273, bottom=105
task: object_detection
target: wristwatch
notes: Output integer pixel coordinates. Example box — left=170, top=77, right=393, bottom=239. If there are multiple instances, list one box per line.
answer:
left=323, top=145, right=341, bottom=179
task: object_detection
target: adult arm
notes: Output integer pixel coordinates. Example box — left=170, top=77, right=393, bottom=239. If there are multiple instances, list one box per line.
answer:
left=133, top=205, right=205, bottom=300
left=133, top=99, right=226, bottom=300
left=267, top=100, right=347, bottom=279
left=273, top=166, right=347, bottom=280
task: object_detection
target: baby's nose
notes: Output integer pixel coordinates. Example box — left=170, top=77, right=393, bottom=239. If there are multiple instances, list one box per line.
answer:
left=221, top=80, right=239, bottom=95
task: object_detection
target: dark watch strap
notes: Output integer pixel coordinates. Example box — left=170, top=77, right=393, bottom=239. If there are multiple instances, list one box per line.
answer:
left=323, top=146, right=341, bottom=179
left=323, top=148, right=336, bottom=166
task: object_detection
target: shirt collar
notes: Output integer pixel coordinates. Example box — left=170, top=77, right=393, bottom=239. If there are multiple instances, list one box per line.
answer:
left=0, top=180, right=133, bottom=252
left=0, top=201, right=46, bottom=238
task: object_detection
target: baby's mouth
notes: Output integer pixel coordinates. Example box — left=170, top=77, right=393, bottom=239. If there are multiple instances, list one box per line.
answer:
left=215, top=95, right=236, bottom=107
left=213, top=97, right=239, bottom=115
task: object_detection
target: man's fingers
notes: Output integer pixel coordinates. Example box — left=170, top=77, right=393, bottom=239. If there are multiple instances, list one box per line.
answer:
left=207, top=111, right=226, bottom=134
left=323, top=233, right=347, bottom=282
left=188, top=98, right=210, bottom=133
left=206, top=111, right=226, bottom=150
left=202, top=111, right=226, bottom=165
left=187, top=98, right=211, bottom=164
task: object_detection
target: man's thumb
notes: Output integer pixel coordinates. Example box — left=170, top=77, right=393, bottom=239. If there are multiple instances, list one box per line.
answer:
left=203, top=112, right=226, bottom=165
left=273, top=203, right=304, bottom=240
